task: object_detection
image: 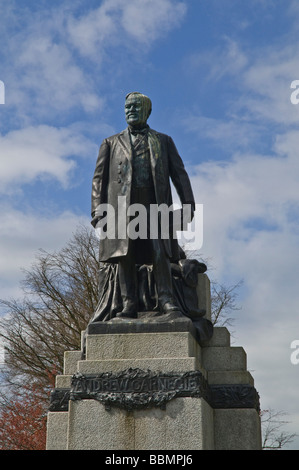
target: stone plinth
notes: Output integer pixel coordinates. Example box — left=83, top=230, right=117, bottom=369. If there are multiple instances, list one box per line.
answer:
left=46, top=275, right=262, bottom=450
left=64, top=397, right=214, bottom=451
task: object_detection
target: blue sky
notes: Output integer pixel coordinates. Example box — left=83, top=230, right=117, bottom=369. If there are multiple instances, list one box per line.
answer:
left=1, top=0, right=299, bottom=448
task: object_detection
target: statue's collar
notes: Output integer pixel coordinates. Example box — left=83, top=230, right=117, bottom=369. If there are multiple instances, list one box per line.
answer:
left=128, top=124, right=149, bottom=136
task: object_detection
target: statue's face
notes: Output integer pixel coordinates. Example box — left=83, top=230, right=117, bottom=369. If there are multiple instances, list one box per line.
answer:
left=125, top=94, right=149, bottom=128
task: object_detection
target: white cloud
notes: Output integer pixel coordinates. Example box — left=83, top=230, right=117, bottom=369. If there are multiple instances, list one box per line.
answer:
left=241, top=50, right=299, bottom=125
left=187, top=37, right=248, bottom=81
left=2, top=1, right=187, bottom=119
left=2, top=5, right=101, bottom=116
left=0, top=125, right=96, bottom=193
left=172, top=129, right=299, bottom=447
left=183, top=114, right=261, bottom=152
left=66, top=2, right=117, bottom=58
left=67, top=0, right=187, bottom=55
left=182, top=134, right=299, bottom=447
left=185, top=29, right=299, bottom=139
left=0, top=206, right=89, bottom=301
left=189, top=128, right=299, bottom=267
left=179, top=19, right=299, bottom=446
left=10, top=34, right=102, bottom=114
left=119, top=0, right=187, bottom=44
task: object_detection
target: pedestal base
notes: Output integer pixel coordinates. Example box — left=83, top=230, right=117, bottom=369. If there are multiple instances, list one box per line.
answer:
left=46, top=319, right=262, bottom=450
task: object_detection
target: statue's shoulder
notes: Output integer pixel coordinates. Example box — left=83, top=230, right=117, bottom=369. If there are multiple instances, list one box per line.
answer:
left=104, top=130, right=125, bottom=142
left=103, top=128, right=171, bottom=142
left=148, top=128, right=170, bottom=140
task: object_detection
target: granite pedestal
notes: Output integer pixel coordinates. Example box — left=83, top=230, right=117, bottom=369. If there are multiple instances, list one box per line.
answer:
left=46, top=274, right=262, bottom=450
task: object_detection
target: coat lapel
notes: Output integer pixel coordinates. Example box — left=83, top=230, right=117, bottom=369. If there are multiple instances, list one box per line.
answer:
left=148, top=129, right=166, bottom=195
left=147, top=129, right=160, bottom=168
left=117, top=128, right=132, bottom=161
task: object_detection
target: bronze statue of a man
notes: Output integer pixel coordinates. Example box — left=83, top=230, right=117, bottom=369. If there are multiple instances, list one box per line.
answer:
left=91, top=92, right=195, bottom=319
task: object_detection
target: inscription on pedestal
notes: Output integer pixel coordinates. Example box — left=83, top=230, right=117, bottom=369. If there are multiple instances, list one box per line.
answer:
left=69, top=369, right=208, bottom=411
left=49, top=368, right=260, bottom=413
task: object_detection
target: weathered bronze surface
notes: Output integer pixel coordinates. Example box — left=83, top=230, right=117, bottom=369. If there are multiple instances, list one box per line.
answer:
left=91, top=92, right=200, bottom=321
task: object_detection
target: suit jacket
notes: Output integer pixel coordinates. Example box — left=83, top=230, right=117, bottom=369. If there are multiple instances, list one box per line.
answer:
left=91, top=127, right=195, bottom=262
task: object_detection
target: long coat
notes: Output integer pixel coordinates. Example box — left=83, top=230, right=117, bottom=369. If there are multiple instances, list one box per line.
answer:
left=91, top=127, right=195, bottom=263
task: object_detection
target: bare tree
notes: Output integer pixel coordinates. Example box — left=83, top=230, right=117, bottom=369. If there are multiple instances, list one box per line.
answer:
left=0, top=225, right=100, bottom=397
left=261, top=409, right=297, bottom=450
left=211, top=280, right=243, bottom=327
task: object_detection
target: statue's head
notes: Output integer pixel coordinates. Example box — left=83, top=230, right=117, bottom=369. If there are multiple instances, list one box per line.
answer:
left=125, top=92, right=152, bottom=128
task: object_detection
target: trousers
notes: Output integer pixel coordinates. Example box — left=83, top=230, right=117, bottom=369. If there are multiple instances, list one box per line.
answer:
left=118, top=187, right=175, bottom=311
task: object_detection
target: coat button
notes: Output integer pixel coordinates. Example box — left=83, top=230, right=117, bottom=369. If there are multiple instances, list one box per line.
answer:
left=118, top=178, right=121, bottom=183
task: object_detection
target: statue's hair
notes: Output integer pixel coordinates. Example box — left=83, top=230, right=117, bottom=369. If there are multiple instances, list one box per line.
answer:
left=125, top=91, right=152, bottom=116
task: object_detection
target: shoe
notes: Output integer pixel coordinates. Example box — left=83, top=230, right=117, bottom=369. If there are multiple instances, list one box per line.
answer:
left=162, top=302, right=185, bottom=319
left=162, top=301, right=180, bottom=314
left=115, top=309, right=137, bottom=319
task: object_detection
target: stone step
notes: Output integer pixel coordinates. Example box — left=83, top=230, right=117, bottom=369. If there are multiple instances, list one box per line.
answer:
left=64, top=351, right=82, bottom=375
left=202, top=346, right=247, bottom=371
left=208, top=370, right=254, bottom=385
left=85, top=332, right=201, bottom=361
left=56, top=374, right=72, bottom=388
left=77, top=357, right=203, bottom=375
left=63, top=327, right=230, bottom=375
left=204, top=327, right=230, bottom=347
